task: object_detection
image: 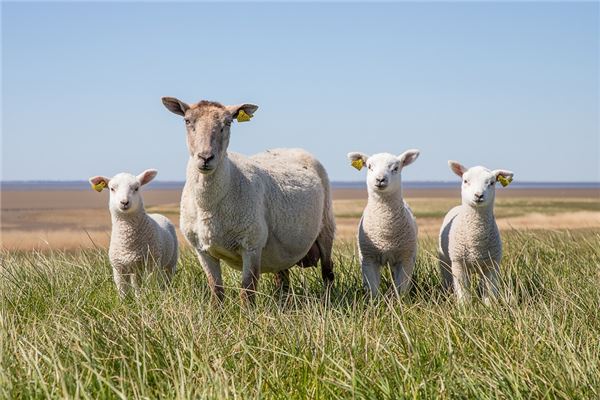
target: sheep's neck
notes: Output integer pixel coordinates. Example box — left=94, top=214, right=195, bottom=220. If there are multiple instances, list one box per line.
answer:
left=191, top=157, right=232, bottom=209
left=368, top=189, right=405, bottom=209
left=462, top=204, right=495, bottom=225
left=366, top=189, right=407, bottom=217
left=110, top=210, right=153, bottom=249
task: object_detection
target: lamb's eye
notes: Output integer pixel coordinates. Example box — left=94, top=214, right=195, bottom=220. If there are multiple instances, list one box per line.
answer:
left=489, top=181, right=495, bottom=186
left=184, top=119, right=191, bottom=126
left=392, top=166, right=399, bottom=173
left=463, top=180, right=468, bottom=184
left=368, top=164, right=372, bottom=170
left=110, top=187, right=115, bottom=192
left=134, top=187, right=139, bottom=192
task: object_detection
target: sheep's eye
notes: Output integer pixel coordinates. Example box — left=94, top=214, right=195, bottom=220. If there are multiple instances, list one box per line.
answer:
left=134, top=187, right=139, bottom=192
left=367, top=164, right=372, bottom=170
left=463, top=180, right=468, bottom=184
left=184, top=119, right=191, bottom=126
left=392, top=166, right=399, bottom=173
left=110, top=187, right=115, bottom=192
left=489, top=181, right=495, bottom=186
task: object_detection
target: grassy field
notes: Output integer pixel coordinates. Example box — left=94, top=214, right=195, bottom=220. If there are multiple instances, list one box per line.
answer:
left=1, top=229, right=599, bottom=399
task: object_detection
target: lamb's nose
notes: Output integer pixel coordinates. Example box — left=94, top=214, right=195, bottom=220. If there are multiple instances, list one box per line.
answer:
left=474, top=193, right=484, bottom=201
left=120, top=200, right=130, bottom=206
left=376, top=177, right=386, bottom=184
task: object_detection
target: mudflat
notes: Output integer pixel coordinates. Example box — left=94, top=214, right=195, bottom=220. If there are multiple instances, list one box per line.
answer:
left=2, top=187, right=599, bottom=250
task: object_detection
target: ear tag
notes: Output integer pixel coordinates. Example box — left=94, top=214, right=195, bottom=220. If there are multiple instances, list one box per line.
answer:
left=351, top=159, right=364, bottom=171
left=92, top=181, right=106, bottom=192
left=497, top=175, right=513, bottom=187
left=237, top=109, right=252, bottom=122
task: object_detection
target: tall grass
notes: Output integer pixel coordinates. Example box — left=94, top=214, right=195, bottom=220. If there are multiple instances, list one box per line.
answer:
left=1, top=230, right=599, bottom=399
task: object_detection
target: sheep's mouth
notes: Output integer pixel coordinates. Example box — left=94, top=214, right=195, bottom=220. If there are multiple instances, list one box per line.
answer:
left=198, top=165, right=215, bottom=174
left=374, top=183, right=388, bottom=190
left=119, top=204, right=131, bottom=211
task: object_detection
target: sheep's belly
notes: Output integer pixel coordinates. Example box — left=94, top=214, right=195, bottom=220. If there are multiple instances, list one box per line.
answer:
left=208, top=246, right=244, bottom=271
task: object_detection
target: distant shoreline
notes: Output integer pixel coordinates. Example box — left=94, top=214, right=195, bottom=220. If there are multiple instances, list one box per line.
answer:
left=2, top=180, right=599, bottom=191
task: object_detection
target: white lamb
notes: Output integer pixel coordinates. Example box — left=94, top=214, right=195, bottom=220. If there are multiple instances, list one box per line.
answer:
left=347, top=149, right=420, bottom=297
left=162, top=97, right=335, bottom=303
left=438, top=161, right=514, bottom=304
left=89, top=169, right=178, bottom=298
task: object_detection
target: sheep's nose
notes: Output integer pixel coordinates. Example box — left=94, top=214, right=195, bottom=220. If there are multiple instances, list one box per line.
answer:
left=120, top=200, right=130, bottom=206
left=474, top=193, right=484, bottom=201
left=376, top=177, right=387, bottom=184
left=197, top=153, right=215, bottom=163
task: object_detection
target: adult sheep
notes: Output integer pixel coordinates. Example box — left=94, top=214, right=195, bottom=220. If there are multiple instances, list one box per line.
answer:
left=162, top=97, right=335, bottom=302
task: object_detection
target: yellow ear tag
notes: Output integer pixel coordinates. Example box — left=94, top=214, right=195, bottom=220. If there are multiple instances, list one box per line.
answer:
left=351, top=159, right=364, bottom=171
left=236, top=109, right=252, bottom=122
left=497, top=175, right=513, bottom=187
left=92, top=181, right=106, bottom=192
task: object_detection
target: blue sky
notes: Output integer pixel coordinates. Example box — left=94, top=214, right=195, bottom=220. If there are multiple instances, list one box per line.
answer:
left=2, top=2, right=598, bottom=182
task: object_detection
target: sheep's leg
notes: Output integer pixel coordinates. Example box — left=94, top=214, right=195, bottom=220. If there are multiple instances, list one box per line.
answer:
left=241, top=249, right=261, bottom=304
left=439, top=256, right=454, bottom=293
left=451, top=260, right=470, bottom=304
left=316, top=236, right=335, bottom=287
left=362, top=259, right=381, bottom=297
left=479, top=263, right=499, bottom=306
left=391, top=256, right=415, bottom=297
left=113, top=267, right=129, bottom=299
left=129, top=267, right=143, bottom=298
left=197, top=251, right=223, bottom=302
left=274, top=269, right=290, bottom=294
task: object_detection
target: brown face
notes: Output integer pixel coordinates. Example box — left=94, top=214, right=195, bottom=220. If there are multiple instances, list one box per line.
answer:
left=162, top=98, right=258, bottom=175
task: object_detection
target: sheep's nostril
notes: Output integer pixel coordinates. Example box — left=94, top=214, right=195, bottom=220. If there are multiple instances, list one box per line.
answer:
left=197, top=153, right=215, bottom=163
left=120, top=200, right=130, bottom=206
left=475, top=193, right=484, bottom=200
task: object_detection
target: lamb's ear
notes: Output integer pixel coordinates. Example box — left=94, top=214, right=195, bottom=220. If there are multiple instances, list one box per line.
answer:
left=162, top=97, right=190, bottom=116
left=493, top=169, right=514, bottom=187
left=89, top=176, right=110, bottom=192
left=397, top=149, right=420, bottom=167
left=137, top=169, right=158, bottom=186
left=226, top=104, right=259, bottom=122
left=347, top=152, right=369, bottom=171
left=448, top=160, right=467, bottom=177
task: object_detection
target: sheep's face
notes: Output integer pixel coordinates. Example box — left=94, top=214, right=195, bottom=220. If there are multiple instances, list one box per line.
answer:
left=347, top=150, right=420, bottom=195
left=89, top=170, right=157, bottom=216
left=162, top=97, right=258, bottom=175
left=449, top=161, right=514, bottom=209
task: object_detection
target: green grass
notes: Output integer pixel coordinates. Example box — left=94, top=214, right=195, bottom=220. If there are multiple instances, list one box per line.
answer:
left=1, top=230, right=599, bottom=399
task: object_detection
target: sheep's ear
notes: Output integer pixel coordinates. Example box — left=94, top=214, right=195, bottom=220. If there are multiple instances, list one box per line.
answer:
left=162, top=97, right=190, bottom=116
left=448, top=160, right=467, bottom=177
left=227, top=104, right=259, bottom=122
left=397, top=149, right=420, bottom=167
left=137, top=169, right=158, bottom=186
left=347, top=152, right=369, bottom=171
left=493, top=169, right=514, bottom=187
left=89, top=176, right=110, bottom=192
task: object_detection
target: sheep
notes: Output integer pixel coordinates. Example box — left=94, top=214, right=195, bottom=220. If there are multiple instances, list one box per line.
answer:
left=438, top=161, right=514, bottom=304
left=89, top=169, right=178, bottom=298
left=161, top=97, right=335, bottom=303
left=347, top=149, right=420, bottom=297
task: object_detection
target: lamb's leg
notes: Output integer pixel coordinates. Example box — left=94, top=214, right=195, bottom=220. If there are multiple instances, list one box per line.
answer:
left=391, top=256, right=415, bottom=297
left=362, top=259, right=381, bottom=298
left=241, top=249, right=261, bottom=304
left=197, top=251, right=223, bottom=302
left=451, top=260, right=470, bottom=304
left=439, top=255, right=454, bottom=293
left=479, top=263, right=499, bottom=306
left=130, top=270, right=142, bottom=298
left=113, top=267, right=129, bottom=299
